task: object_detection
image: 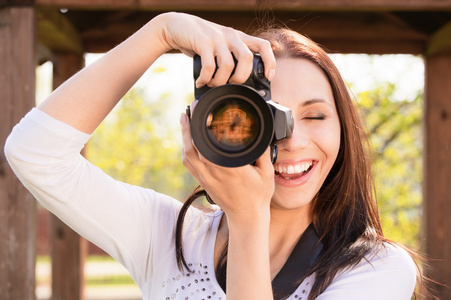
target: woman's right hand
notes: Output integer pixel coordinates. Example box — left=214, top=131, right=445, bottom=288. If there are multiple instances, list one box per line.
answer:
left=38, top=11, right=275, bottom=135
left=155, top=12, right=276, bottom=88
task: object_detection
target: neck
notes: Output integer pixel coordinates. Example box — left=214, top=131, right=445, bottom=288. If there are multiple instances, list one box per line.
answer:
left=270, top=205, right=312, bottom=243
left=215, top=205, right=313, bottom=280
left=268, top=206, right=312, bottom=279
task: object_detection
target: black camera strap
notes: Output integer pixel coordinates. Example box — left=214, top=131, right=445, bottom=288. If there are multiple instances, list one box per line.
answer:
left=271, top=223, right=323, bottom=300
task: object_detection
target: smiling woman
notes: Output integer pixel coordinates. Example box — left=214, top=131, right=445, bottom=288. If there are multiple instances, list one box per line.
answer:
left=175, top=25, right=424, bottom=299
left=7, top=12, right=429, bottom=300
left=270, top=58, right=340, bottom=209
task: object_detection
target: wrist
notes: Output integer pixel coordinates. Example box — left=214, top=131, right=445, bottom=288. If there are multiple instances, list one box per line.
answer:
left=150, top=12, right=179, bottom=53
left=226, top=207, right=271, bottom=235
left=144, top=12, right=176, bottom=54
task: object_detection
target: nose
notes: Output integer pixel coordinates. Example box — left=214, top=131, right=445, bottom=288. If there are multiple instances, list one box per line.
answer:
left=277, top=124, right=309, bottom=152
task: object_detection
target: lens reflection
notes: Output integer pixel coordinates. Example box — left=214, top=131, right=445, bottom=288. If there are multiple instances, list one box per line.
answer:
left=206, top=99, right=260, bottom=152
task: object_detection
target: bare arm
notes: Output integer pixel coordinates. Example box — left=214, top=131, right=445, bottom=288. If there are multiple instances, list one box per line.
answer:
left=38, top=11, right=276, bottom=298
left=38, top=12, right=276, bottom=134
left=38, top=14, right=170, bottom=133
left=181, top=113, right=275, bottom=300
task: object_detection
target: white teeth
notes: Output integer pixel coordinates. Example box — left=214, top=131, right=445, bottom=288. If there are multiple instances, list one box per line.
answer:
left=275, top=161, right=313, bottom=174
left=295, top=164, right=302, bottom=173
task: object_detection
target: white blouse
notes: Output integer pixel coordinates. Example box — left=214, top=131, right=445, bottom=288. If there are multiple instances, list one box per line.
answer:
left=5, top=108, right=417, bottom=299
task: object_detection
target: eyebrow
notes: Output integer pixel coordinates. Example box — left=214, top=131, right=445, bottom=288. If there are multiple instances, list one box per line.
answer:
left=302, top=98, right=334, bottom=109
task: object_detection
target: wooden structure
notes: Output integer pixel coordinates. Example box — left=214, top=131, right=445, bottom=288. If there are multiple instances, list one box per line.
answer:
left=1, top=0, right=451, bottom=299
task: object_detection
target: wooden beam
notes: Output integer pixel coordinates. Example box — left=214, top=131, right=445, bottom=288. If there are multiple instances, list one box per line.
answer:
left=34, top=0, right=451, bottom=11
left=282, top=12, right=427, bottom=54
left=37, top=8, right=83, bottom=55
left=424, top=53, right=451, bottom=300
left=0, top=0, right=34, bottom=6
left=35, top=0, right=257, bottom=10
left=50, top=53, right=87, bottom=300
left=80, top=11, right=427, bottom=54
left=264, top=0, right=451, bottom=11
left=0, top=7, right=36, bottom=300
left=426, top=21, right=451, bottom=56
left=317, top=39, right=425, bottom=55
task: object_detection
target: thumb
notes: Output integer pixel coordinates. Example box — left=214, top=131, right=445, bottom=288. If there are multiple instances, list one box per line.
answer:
left=254, top=147, right=274, bottom=175
left=180, top=112, right=192, bottom=141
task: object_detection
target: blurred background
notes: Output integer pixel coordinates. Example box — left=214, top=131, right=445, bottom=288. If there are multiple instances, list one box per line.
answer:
left=35, top=52, right=425, bottom=299
left=3, top=2, right=450, bottom=300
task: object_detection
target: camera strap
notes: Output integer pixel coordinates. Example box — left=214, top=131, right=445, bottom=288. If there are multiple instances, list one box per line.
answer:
left=271, top=223, right=323, bottom=300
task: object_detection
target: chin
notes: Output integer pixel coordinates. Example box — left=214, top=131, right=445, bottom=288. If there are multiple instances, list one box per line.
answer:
left=270, top=190, right=314, bottom=212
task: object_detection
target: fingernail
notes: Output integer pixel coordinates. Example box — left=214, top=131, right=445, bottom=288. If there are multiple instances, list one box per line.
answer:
left=268, top=69, right=275, bottom=81
left=180, top=113, right=187, bottom=125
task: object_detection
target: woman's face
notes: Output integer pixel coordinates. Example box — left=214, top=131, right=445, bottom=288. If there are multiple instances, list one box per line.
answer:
left=270, top=58, right=341, bottom=213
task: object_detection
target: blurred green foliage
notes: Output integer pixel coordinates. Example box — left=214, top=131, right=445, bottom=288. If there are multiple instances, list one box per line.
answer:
left=86, top=88, right=197, bottom=201
left=86, top=71, right=423, bottom=251
left=358, top=83, right=423, bottom=249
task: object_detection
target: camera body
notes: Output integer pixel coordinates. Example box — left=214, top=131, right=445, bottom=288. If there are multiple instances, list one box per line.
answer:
left=194, top=54, right=272, bottom=103
left=189, top=54, right=293, bottom=167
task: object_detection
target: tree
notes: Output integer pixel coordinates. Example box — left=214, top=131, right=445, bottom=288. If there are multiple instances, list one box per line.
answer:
left=358, top=83, right=423, bottom=249
left=86, top=74, right=424, bottom=249
left=86, top=88, right=197, bottom=201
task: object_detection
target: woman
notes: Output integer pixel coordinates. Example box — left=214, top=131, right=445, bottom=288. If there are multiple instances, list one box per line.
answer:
left=5, top=12, right=419, bottom=299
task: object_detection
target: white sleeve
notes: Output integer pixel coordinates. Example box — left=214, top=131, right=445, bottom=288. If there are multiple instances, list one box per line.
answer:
left=4, top=108, right=182, bottom=286
left=316, top=243, right=417, bottom=300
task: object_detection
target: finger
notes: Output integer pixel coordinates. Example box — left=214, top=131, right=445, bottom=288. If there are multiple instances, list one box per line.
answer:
left=180, top=111, right=221, bottom=179
left=181, top=148, right=200, bottom=180
left=180, top=127, right=212, bottom=188
left=259, top=46, right=276, bottom=81
left=228, top=48, right=254, bottom=84
left=254, top=147, right=275, bottom=176
left=180, top=113, right=196, bottom=170
left=242, top=35, right=276, bottom=81
left=207, top=49, right=235, bottom=87
left=190, top=100, right=198, bottom=114
left=195, top=49, right=216, bottom=88
left=180, top=113, right=208, bottom=176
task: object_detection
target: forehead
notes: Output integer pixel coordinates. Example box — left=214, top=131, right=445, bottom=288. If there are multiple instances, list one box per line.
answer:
left=271, top=58, right=335, bottom=108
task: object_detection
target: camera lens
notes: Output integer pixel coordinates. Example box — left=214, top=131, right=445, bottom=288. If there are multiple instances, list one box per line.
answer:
left=191, top=84, right=274, bottom=167
left=206, top=98, right=260, bottom=153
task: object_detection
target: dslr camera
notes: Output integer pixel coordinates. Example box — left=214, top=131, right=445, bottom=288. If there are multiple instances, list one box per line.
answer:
left=188, top=54, right=293, bottom=167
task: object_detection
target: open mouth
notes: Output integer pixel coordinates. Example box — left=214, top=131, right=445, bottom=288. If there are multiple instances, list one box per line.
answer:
left=274, top=160, right=315, bottom=180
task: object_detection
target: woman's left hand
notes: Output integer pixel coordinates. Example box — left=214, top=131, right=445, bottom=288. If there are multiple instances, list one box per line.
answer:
left=180, top=112, right=274, bottom=223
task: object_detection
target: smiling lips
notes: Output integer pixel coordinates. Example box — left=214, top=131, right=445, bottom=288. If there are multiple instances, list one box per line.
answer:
left=274, top=161, right=314, bottom=180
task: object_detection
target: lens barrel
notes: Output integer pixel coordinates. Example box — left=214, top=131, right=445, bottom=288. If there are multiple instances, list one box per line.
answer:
left=191, top=84, right=274, bottom=167
left=191, top=54, right=292, bottom=167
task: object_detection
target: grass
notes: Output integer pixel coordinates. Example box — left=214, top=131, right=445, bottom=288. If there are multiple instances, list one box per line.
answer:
left=86, top=274, right=136, bottom=286
left=36, top=255, right=138, bottom=286
left=36, top=255, right=142, bottom=299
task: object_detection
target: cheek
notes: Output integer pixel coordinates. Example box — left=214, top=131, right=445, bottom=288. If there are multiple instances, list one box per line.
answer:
left=315, top=121, right=341, bottom=163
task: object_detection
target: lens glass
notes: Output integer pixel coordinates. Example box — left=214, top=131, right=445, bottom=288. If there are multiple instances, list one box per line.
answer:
left=206, top=98, right=260, bottom=153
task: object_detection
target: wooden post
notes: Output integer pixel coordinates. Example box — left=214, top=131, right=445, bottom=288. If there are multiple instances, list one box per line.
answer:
left=50, top=53, right=87, bottom=300
left=0, top=6, right=37, bottom=300
left=50, top=217, right=87, bottom=300
left=424, top=53, right=451, bottom=299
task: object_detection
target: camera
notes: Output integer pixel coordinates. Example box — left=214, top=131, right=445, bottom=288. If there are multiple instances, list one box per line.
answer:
left=188, top=54, right=293, bottom=168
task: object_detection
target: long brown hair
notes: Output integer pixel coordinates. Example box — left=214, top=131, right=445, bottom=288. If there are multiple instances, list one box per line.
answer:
left=259, top=27, right=385, bottom=296
left=176, top=27, right=429, bottom=299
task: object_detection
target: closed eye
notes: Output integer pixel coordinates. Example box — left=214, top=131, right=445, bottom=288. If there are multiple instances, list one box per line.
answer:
left=304, top=113, right=326, bottom=121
